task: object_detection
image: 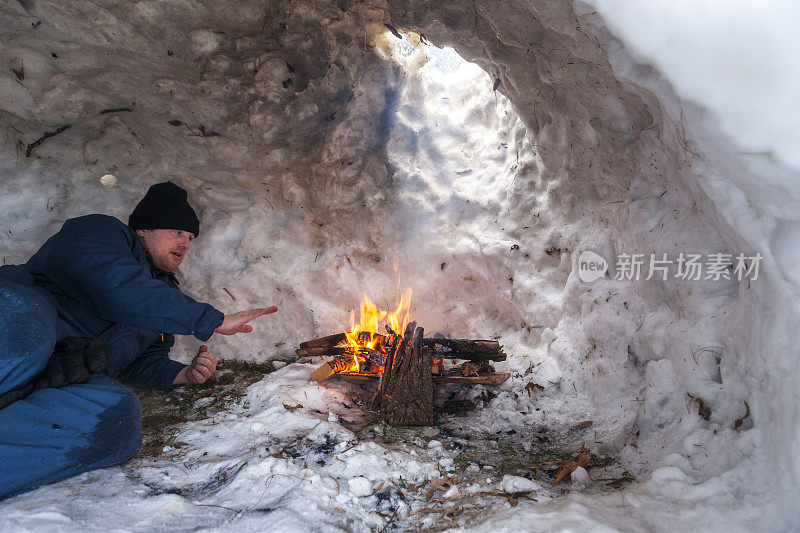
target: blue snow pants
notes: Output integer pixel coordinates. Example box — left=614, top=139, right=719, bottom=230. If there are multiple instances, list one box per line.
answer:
left=0, top=279, right=142, bottom=500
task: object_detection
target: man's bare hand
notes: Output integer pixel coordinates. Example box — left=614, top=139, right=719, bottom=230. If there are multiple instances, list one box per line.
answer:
left=214, top=306, right=278, bottom=335
left=174, top=345, right=218, bottom=385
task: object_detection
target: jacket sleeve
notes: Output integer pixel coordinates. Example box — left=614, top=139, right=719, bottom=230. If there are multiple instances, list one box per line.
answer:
left=42, top=216, right=223, bottom=340
left=116, top=334, right=186, bottom=391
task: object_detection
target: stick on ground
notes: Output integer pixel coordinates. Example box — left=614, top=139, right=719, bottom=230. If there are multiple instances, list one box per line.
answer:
left=26, top=124, right=71, bottom=157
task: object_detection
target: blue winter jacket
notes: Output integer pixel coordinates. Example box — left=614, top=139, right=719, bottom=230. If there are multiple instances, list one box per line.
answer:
left=0, top=214, right=224, bottom=390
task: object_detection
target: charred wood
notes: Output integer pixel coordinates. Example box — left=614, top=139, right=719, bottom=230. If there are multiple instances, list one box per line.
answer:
left=297, top=333, right=505, bottom=361
left=297, top=331, right=386, bottom=352
left=423, top=338, right=505, bottom=361
left=339, top=372, right=511, bottom=386
left=296, top=345, right=351, bottom=357
left=377, top=323, right=434, bottom=426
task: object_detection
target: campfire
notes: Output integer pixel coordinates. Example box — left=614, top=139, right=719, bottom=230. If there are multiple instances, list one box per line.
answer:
left=301, top=289, right=510, bottom=426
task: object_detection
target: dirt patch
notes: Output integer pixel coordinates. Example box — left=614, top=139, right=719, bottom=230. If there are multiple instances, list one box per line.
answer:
left=134, top=360, right=274, bottom=457
left=344, top=416, right=634, bottom=531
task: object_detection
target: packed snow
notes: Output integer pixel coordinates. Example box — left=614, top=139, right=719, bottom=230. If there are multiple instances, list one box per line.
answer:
left=1, top=0, right=798, bottom=531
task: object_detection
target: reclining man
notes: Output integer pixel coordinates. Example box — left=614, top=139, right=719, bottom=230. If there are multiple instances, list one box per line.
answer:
left=0, top=182, right=277, bottom=499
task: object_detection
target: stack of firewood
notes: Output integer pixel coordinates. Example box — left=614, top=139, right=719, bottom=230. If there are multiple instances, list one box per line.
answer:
left=301, top=330, right=508, bottom=384
left=300, top=325, right=509, bottom=426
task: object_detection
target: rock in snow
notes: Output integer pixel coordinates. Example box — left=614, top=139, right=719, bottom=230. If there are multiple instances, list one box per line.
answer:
left=570, top=467, right=589, bottom=487
left=348, top=477, right=372, bottom=497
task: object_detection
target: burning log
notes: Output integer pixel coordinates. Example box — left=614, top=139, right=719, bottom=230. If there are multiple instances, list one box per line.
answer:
left=303, top=327, right=510, bottom=425
left=297, top=332, right=378, bottom=357
left=337, top=373, right=511, bottom=386
left=376, top=322, right=435, bottom=426
left=296, top=345, right=354, bottom=358
left=309, top=359, right=348, bottom=382
left=308, top=346, right=386, bottom=381
left=302, top=288, right=511, bottom=425
left=297, top=333, right=506, bottom=362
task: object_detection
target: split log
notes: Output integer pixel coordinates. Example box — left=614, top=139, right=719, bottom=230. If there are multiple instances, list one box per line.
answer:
left=424, top=338, right=501, bottom=354
left=299, top=344, right=507, bottom=361
left=296, top=332, right=387, bottom=357
left=436, top=373, right=509, bottom=385
left=309, top=348, right=386, bottom=382
left=310, top=358, right=350, bottom=382
left=337, top=372, right=511, bottom=386
left=424, top=338, right=506, bottom=361
left=296, top=345, right=351, bottom=358
left=436, top=351, right=506, bottom=362
left=391, top=333, right=505, bottom=360
left=377, top=322, right=434, bottom=426
left=310, top=363, right=336, bottom=382
left=297, top=333, right=505, bottom=361
left=298, top=333, right=346, bottom=350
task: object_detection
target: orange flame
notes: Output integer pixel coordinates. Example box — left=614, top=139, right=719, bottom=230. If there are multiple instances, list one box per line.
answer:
left=343, top=288, right=413, bottom=372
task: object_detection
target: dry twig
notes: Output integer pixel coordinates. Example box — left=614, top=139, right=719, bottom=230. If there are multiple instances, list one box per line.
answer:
left=552, top=446, right=591, bottom=487
left=26, top=124, right=71, bottom=157
left=734, top=400, right=750, bottom=429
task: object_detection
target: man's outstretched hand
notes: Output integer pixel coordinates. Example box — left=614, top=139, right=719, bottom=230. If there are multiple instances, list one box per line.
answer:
left=174, top=307, right=277, bottom=385
left=214, top=306, right=278, bottom=335
left=174, top=345, right=218, bottom=385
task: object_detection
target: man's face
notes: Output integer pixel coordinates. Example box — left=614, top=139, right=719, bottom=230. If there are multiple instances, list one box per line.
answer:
left=136, top=229, right=195, bottom=272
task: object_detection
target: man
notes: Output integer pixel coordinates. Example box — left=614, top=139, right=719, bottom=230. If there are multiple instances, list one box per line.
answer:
left=0, top=182, right=277, bottom=499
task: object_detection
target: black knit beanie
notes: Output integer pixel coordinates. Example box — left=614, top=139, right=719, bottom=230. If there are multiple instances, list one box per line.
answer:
left=128, top=182, right=200, bottom=236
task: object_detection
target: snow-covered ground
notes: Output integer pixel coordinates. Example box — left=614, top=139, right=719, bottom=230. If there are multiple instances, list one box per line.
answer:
left=1, top=0, right=799, bottom=530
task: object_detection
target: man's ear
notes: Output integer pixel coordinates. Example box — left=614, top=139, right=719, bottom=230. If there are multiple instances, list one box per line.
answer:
left=135, top=229, right=146, bottom=237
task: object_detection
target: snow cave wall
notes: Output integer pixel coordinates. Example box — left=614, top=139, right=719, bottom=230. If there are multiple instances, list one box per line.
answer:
left=0, top=0, right=798, bottom=527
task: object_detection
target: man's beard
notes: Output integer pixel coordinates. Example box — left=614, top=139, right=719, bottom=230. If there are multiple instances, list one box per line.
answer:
left=151, top=250, right=183, bottom=272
